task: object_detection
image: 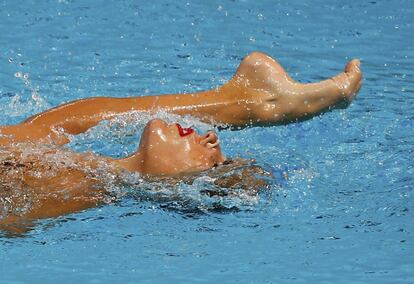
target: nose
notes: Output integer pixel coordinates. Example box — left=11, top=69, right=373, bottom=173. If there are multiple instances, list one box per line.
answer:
left=200, top=131, right=220, bottom=148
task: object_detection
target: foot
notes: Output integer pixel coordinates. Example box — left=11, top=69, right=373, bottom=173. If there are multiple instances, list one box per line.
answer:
left=232, top=52, right=362, bottom=103
left=226, top=52, right=363, bottom=125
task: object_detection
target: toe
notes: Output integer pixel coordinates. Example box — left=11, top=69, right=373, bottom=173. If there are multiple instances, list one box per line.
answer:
left=345, top=59, right=363, bottom=89
left=345, top=59, right=361, bottom=73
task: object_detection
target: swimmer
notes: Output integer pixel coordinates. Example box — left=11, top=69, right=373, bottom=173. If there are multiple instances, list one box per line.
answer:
left=0, top=52, right=362, bottom=233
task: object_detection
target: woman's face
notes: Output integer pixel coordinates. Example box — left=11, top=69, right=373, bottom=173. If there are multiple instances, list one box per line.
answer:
left=138, top=119, right=226, bottom=176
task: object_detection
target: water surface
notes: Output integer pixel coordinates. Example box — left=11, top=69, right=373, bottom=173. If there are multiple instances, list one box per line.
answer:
left=0, top=0, right=413, bottom=283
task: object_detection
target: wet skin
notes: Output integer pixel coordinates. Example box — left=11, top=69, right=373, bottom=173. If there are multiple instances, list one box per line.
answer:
left=0, top=119, right=225, bottom=234
left=0, top=52, right=362, bottom=145
left=0, top=52, right=363, bottom=233
left=116, top=119, right=226, bottom=176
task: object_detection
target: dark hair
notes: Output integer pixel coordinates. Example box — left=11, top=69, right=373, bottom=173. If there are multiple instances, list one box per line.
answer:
left=142, top=158, right=272, bottom=197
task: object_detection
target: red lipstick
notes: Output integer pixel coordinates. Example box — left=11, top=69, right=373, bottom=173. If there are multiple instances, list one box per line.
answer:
left=176, top=123, right=194, bottom=137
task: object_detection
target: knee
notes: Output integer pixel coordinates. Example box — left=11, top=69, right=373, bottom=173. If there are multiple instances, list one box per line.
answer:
left=237, top=51, right=277, bottom=76
left=243, top=51, right=275, bottom=66
left=245, top=51, right=270, bottom=61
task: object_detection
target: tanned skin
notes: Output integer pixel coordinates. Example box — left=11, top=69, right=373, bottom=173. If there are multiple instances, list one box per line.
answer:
left=0, top=52, right=362, bottom=234
left=0, top=52, right=362, bottom=145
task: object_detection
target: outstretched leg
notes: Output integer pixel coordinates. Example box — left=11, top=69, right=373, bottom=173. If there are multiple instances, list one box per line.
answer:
left=2, top=52, right=362, bottom=144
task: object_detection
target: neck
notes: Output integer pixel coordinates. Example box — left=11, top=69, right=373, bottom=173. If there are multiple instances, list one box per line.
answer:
left=112, top=151, right=144, bottom=173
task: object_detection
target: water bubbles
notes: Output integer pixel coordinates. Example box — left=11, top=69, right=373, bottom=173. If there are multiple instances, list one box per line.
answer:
left=217, top=5, right=228, bottom=16
left=12, top=70, right=46, bottom=111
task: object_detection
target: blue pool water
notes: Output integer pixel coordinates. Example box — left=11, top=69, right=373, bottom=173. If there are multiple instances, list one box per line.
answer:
left=1, top=0, right=413, bottom=283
